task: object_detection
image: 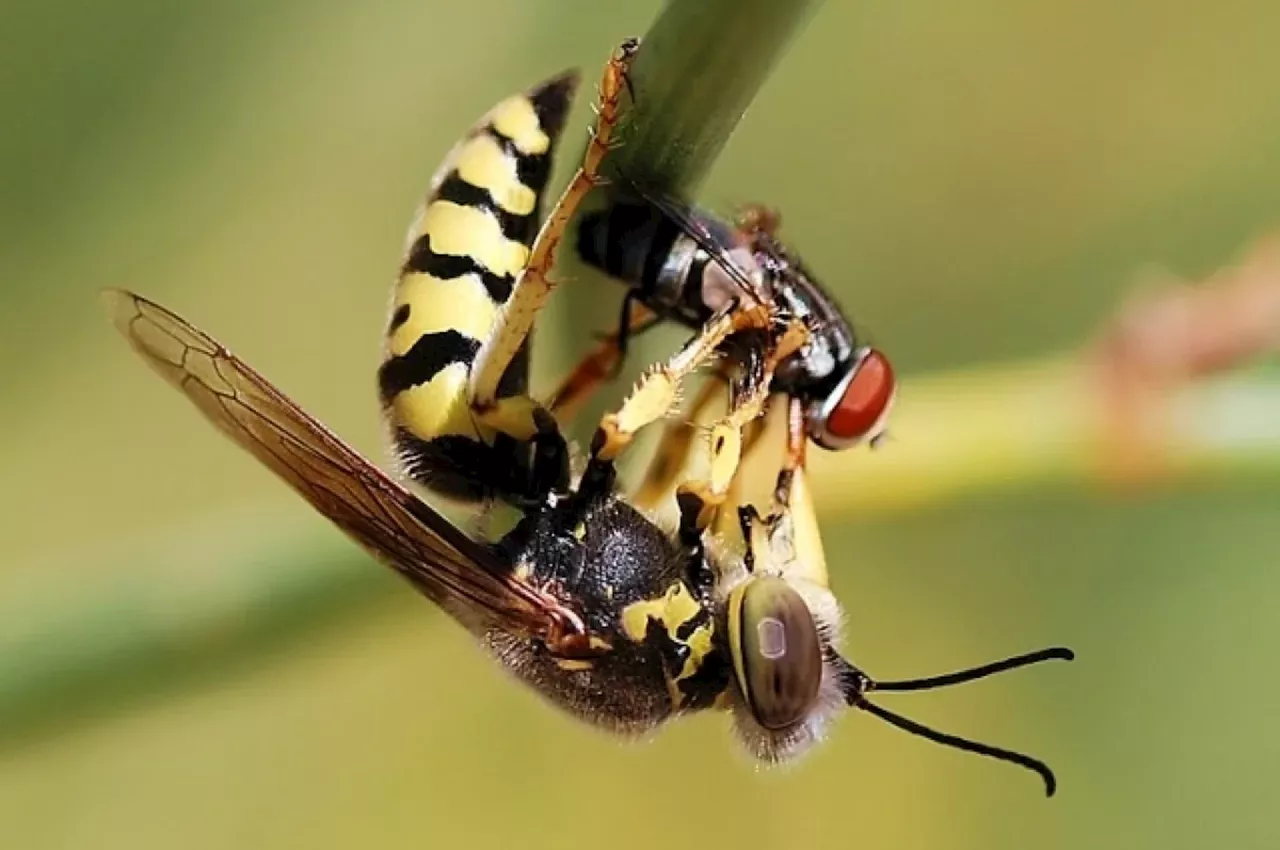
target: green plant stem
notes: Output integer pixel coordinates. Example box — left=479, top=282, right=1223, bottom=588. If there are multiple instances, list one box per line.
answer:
left=607, top=0, right=825, bottom=195
left=549, top=0, right=826, bottom=422
left=0, top=513, right=390, bottom=748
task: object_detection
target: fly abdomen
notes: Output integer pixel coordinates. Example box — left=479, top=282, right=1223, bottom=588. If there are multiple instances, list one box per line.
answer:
left=578, top=199, right=756, bottom=326
left=577, top=201, right=679, bottom=299
left=379, top=72, right=577, bottom=501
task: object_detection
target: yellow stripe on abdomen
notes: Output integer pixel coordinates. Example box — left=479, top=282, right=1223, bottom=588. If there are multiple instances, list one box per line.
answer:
left=489, top=94, right=552, bottom=156
left=418, top=201, right=529, bottom=278
left=390, top=362, right=474, bottom=442
left=454, top=134, right=538, bottom=217
left=388, top=274, right=497, bottom=359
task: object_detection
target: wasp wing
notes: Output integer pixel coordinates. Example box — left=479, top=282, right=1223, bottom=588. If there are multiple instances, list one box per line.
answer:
left=103, top=288, right=566, bottom=639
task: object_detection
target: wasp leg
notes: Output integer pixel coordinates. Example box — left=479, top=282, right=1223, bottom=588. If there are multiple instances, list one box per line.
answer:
left=576, top=302, right=772, bottom=505
left=630, top=367, right=730, bottom=514
left=673, top=336, right=775, bottom=543
left=703, top=393, right=830, bottom=590
left=547, top=298, right=658, bottom=428
left=468, top=39, right=637, bottom=447
left=674, top=317, right=809, bottom=539
left=737, top=504, right=772, bottom=573
left=591, top=304, right=769, bottom=462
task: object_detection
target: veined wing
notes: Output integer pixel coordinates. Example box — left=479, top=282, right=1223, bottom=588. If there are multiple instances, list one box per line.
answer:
left=103, top=288, right=581, bottom=642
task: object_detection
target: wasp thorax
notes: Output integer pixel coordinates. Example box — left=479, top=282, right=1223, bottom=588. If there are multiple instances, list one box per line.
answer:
left=811, top=347, right=896, bottom=450
left=730, top=576, right=824, bottom=731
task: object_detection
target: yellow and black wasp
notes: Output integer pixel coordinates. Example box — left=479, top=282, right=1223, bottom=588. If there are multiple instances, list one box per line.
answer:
left=106, top=41, right=1072, bottom=794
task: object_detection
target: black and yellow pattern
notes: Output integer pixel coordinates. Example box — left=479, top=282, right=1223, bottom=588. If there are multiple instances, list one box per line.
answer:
left=104, top=47, right=1072, bottom=795
left=104, top=285, right=1069, bottom=792
left=379, top=72, right=578, bottom=503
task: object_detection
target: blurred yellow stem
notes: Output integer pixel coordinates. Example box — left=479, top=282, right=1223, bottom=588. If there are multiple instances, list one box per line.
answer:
left=805, top=356, right=1280, bottom=515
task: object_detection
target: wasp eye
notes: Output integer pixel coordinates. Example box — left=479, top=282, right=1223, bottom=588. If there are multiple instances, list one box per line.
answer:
left=730, top=576, right=823, bottom=730
left=821, top=347, right=896, bottom=448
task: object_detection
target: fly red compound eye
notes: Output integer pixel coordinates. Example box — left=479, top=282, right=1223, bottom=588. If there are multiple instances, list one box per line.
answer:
left=817, top=348, right=896, bottom=449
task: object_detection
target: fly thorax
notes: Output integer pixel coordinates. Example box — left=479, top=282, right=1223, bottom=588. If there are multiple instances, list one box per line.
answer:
left=693, top=244, right=764, bottom=316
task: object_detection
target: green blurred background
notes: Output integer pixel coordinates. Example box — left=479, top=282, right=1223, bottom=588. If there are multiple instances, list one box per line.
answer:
left=3, top=1, right=1280, bottom=847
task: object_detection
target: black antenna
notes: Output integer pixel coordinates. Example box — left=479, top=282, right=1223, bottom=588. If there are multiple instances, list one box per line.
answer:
left=870, top=647, right=1074, bottom=693
left=852, top=698, right=1059, bottom=797
left=835, top=647, right=1074, bottom=797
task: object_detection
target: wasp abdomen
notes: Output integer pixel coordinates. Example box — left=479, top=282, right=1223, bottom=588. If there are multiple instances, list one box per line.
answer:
left=379, top=73, right=578, bottom=500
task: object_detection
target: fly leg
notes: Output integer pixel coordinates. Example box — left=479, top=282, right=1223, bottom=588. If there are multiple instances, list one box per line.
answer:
left=773, top=394, right=808, bottom=513
left=546, top=297, right=659, bottom=427
left=764, top=395, right=832, bottom=588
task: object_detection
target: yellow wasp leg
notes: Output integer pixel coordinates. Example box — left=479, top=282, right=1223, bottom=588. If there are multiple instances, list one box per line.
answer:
left=707, top=395, right=829, bottom=588
left=589, top=303, right=771, bottom=465
left=630, top=370, right=730, bottom=513
left=673, top=372, right=772, bottom=540
left=675, top=317, right=810, bottom=537
left=469, top=39, right=639, bottom=438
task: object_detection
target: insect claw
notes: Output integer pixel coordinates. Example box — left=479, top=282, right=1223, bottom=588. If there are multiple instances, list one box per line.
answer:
left=614, top=38, right=641, bottom=102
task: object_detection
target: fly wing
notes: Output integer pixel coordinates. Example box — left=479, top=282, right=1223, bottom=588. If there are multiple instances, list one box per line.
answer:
left=625, top=182, right=767, bottom=305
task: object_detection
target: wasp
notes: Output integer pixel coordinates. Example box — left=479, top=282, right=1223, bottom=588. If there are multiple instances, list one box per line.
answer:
left=105, top=42, right=1072, bottom=794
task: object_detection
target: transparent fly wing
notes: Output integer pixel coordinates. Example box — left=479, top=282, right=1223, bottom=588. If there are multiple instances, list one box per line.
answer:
left=625, top=181, right=766, bottom=304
